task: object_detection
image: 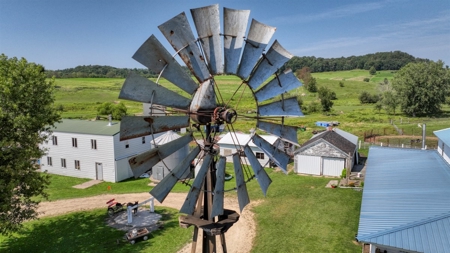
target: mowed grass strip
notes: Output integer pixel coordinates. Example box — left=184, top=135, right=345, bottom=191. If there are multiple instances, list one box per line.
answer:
left=0, top=207, right=192, bottom=253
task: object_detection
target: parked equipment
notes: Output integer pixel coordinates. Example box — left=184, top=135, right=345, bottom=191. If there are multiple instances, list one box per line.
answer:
left=125, top=228, right=150, bottom=244
left=106, top=198, right=125, bottom=216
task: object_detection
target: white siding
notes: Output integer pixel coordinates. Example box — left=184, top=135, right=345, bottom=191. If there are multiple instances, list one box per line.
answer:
left=437, top=139, right=450, bottom=165
left=113, top=134, right=154, bottom=160
left=218, top=143, right=271, bottom=168
left=115, top=158, right=134, bottom=182
left=296, top=155, right=321, bottom=175
left=40, top=132, right=116, bottom=181
left=322, top=157, right=345, bottom=177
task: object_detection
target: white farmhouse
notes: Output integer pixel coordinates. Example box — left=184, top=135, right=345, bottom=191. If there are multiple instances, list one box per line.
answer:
left=40, top=119, right=160, bottom=182
left=217, top=132, right=280, bottom=168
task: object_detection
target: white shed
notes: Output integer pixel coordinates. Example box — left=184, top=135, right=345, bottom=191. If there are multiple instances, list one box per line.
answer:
left=434, top=127, right=450, bottom=164
left=151, top=131, right=190, bottom=181
left=294, top=129, right=357, bottom=177
left=40, top=119, right=161, bottom=182
left=217, top=132, right=280, bottom=168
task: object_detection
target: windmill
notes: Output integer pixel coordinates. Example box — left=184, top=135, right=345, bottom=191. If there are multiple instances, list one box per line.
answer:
left=118, top=4, right=303, bottom=253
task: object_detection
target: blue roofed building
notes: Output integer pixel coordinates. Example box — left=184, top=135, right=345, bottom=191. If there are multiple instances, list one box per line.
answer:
left=356, top=146, right=450, bottom=253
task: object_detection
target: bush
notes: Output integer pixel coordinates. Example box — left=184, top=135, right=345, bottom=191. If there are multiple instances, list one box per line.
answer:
left=306, top=101, right=320, bottom=113
left=341, top=168, right=347, bottom=179
left=363, top=78, right=370, bottom=82
left=359, top=91, right=379, bottom=104
left=339, top=81, right=344, bottom=87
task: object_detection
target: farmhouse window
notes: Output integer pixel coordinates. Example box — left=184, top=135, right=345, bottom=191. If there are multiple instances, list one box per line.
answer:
left=61, top=158, right=66, bottom=168
left=125, top=144, right=129, bottom=148
left=224, top=149, right=232, bottom=156
left=142, top=137, right=146, bottom=144
left=52, top=136, right=58, bottom=145
left=91, top=139, right=97, bottom=149
left=72, top=138, right=78, bottom=147
left=75, top=160, right=80, bottom=170
left=47, top=157, right=53, bottom=166
left=256, top=152, right=265, bottom=160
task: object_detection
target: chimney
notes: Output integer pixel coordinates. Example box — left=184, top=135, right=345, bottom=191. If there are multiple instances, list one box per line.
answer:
left=108, top=114, right=112, bottom=126
left=422, top=123, right=426, bottom=150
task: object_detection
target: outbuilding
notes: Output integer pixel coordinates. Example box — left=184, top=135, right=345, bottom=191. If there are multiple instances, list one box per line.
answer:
left=40, top=119, right=161, bottom=182
left=434, top=127, right=450, bottom=164
left=217, top=132, right=281, bottom=168
left=357, top=146, right=450, bottom=253
left=294, top=128, right=358, bottom=177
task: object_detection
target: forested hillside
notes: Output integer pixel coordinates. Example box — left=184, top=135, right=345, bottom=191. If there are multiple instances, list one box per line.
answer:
left=45, top=65, right=157, bottom=78
left=46, top=51, right=428, bottom=78
left=282, top=51, right=429, bottom=73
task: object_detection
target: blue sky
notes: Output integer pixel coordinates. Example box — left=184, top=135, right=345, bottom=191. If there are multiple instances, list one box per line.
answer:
left=1, top=0, right=449, bottom=70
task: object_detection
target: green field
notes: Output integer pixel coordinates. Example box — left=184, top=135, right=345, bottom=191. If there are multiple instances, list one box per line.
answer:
left=53, top=70, right=450, bottom=144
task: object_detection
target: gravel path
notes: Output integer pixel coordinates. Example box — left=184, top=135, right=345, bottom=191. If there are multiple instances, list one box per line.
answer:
left=38, top=192, right=258, bottom=253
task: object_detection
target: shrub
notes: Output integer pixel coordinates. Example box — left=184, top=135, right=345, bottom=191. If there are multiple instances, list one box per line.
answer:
left=363, top=78, right=370, bottom=82
left=339, top=81, right=344, bottom=87
left=341, top=168, right=347, bottom=179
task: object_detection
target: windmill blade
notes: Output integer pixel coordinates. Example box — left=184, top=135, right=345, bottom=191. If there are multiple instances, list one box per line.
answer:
left=189, top=79, right=217, bottom=124
left=251, top=134, right=290, bottom=173
left=191, top=4, right=223, bottom=75
left=233, top=153, right=250, bottom=212
left=158, top=12, right=211, bottom=83
left=258, top=97, right=303, bottom=117
left=223, top=7, right=250, bottom=74
left=120, top=116, right=189, bottom=141
left=132, top=35, right=198, bottom=95
left=254, top=69, right=302, bottom=102
left=211, top=156, right=226, bottom=218
left=243, top=145, right=272, bottom=196
left=180, top=154, right=212, bottom=215
left=119, top=72, right=191, bottom=110
left=247, top=40, right=293, bottom=90
left=128, top=134, right=193, bottom=178
left=237, top=19, right=276, bottom=80
left=150, top=146, right=201, bottom=203
left=257, top=120, right=298, bottom=145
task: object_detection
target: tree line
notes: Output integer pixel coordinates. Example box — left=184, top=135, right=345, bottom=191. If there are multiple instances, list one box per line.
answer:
left=282, top=51, right=430, bottom=73
left=45, top=65, right=158, bottom=78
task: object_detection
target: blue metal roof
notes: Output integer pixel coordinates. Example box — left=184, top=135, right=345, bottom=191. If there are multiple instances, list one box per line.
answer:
left=434, top=127, right=450, bottom=146
left=357, top=146, right=450, bottom=252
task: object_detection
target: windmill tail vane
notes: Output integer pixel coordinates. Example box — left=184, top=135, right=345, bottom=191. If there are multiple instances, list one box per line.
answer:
left=119, top=3, right=303, bottom=252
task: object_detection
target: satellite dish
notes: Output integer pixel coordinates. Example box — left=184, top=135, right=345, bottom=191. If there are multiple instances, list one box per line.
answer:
left=119, top=4, right=303, bottom=252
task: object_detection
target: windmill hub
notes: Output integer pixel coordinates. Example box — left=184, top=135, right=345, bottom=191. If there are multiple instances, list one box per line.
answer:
left=213, top=107, right=237, bottom=124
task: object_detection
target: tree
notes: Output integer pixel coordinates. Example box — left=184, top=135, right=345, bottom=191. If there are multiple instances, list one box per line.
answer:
left=392, top=61, right=450, bottom=116
left=0, top=55, right=61, bottom=234
left=307, top=77, right=317, bottom=92
left=317, top=86, right=334, bottom=112
left=97, top=102, right=127, bottom=120
left=369, top=66, right=376, bottom=75
left=381, top=90, right=399, bottom=115
left=359, top=91, right=379, bottom=104
left=296, top=66, right=312, bottom=86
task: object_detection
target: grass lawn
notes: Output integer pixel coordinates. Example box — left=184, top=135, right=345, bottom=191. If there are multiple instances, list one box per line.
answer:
left=0, top=207, right=192, bottom=253
left=245, top=170, right=362, bottom=253
left=37, top=174, right=192, bottom=201
left=19, top=168, right=362, bottom=253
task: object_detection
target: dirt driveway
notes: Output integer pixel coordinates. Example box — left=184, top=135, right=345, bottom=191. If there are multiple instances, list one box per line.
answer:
left=38, top=192, right=258, bottom=253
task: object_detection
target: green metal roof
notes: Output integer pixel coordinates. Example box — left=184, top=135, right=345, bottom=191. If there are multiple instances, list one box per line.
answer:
left=52, top=119, right=121, bottom=136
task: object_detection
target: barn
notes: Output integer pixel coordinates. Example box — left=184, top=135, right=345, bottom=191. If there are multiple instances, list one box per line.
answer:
left=294, top=128, right=358, bottom=177
left=40, top=119, right=161, bottom=182
left=217, top=132, right=280, bottom=168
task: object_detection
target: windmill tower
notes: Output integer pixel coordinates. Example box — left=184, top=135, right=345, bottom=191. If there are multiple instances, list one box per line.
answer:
left=118, top=4, right=303, bottom=253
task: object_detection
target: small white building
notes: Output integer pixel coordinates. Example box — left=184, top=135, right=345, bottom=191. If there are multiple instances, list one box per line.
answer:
left=434, top=127, right=450, bottom=164
left=294, top=128, right=358, bottom=177
left=40, top=119, right=160, bottom=182
left=217, top=132, right=280, bottom=168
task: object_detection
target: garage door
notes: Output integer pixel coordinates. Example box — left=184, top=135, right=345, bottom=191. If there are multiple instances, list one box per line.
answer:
left=322, top=157, right=344, bottom=177
left=296, top=155, right=321, bottom=175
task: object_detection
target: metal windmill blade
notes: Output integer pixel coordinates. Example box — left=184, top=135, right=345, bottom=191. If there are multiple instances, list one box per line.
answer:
left=191, top=4, right=223, bottom=75
left=223, top=7, right=250, bottom=74
left=158, top=12, right=211, bottom=83
left=237, top=19, right=276, bottom=80
left=119, top=4, right=306, bottom=253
